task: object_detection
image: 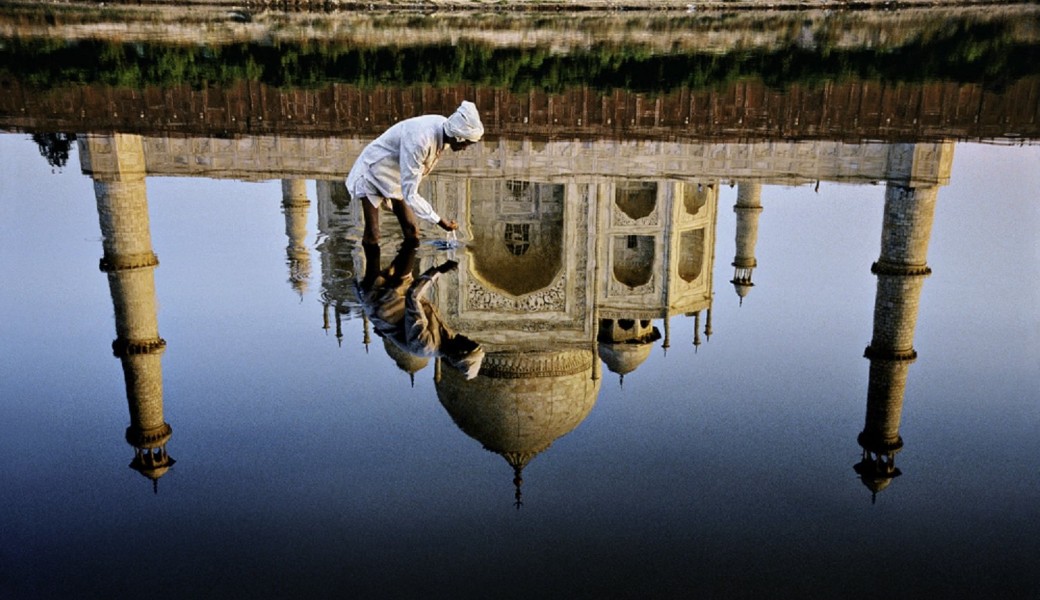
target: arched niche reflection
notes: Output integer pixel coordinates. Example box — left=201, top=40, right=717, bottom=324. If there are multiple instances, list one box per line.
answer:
left=678, top=228, right=706, bottom=283
left=612, top=235, right=655, bottom=288
left=682, top=181, right=709, bottom=217
left=615, top=181, right=657, bottom=221
left=468, top=180, right=564, bottom=297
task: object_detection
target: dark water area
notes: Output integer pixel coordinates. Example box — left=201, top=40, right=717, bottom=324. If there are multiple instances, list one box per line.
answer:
left=1, top=5, right=1039, bottom=600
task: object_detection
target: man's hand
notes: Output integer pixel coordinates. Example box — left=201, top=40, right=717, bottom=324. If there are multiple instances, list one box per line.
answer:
left=438, top=219, right=458, bottom=232
left=435, top=260, right=459, bottom=274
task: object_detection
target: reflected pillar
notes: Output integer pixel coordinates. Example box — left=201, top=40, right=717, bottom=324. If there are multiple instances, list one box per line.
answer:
left=81, top=134, right=174, bottom=492
left=855, top=180, right=938, bottom=501
left=315, top=179, right=361, bottom=346
left=282, top=179, right=311, bottom=297
left=731, top=182, right=763, bottom=305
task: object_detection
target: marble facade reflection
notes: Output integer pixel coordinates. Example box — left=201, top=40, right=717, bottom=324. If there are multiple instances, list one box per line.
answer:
left=76, top=132, right=953, bottom=504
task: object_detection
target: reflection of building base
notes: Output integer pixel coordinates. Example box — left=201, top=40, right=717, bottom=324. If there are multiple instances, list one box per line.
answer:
left=126, top=136, right=955, bottom=190
left=25, top=76, right=1038, bottom=146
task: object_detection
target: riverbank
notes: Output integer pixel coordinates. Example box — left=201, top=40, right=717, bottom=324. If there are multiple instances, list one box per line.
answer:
left=5, top=1, right=1038, bottom=52
left=6, top=0, right=1035, bottom=11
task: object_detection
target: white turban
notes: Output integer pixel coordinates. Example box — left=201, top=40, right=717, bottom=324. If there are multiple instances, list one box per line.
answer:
left=444, top=100, right=484, bottom=142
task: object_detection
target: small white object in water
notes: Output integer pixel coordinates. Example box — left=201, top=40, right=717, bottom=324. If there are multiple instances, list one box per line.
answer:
left=446, top=230, right=459, bottom=249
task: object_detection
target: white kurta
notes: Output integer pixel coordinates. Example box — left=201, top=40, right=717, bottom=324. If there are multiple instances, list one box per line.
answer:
left=346, top=115, right=446, bottom=225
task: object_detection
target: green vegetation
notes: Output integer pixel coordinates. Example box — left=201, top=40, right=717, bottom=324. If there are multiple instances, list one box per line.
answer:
left=1, top=20, right=1037, bottom=92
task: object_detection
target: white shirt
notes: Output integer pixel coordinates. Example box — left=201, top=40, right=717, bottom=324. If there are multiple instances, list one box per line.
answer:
left=346, top=115, right=446, bottom=224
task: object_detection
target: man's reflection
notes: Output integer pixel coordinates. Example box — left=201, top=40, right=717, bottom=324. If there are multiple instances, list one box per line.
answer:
left=358, top=240, right=484, bottom=380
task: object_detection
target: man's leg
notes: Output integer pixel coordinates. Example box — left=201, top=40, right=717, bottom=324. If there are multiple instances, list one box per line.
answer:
left=390, top=199, right=421, bottom=242
left=359, top=240, right=381, bottom=291
left=361, top=196, right=382, bottom=245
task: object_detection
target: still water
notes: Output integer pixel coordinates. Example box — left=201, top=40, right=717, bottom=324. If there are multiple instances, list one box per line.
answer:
left=2, top=5, right=1039, bottom=599
left=2, top=133, right=1037, bottom=599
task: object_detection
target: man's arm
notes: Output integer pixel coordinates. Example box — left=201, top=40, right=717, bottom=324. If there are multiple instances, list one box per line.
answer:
left=398, top=135, right=441, bottom=225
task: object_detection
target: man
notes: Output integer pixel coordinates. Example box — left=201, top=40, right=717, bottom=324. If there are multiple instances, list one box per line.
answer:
left=358, top=240, right=484, bottom=380
left=346, top=100, right=484, bottom=244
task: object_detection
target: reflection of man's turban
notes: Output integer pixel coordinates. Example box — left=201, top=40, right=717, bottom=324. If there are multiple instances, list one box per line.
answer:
left=444, top=100, right=484, bottom=142
left=449, top=346, right=485, bottom=381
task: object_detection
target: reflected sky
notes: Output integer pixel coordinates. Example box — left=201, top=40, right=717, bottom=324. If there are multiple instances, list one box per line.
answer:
left=0, top=133, right=1038, bottom=599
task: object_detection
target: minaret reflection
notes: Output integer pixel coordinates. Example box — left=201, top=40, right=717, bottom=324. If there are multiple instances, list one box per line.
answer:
left=731, top=182, right=763, bottom=305
left=315, top=179, right=361, bottom=347
left=281, top=179, right=312, bottom=298
left=855, top=144, right=945, bottom=502
left=80, top=134, right=174, bottom=493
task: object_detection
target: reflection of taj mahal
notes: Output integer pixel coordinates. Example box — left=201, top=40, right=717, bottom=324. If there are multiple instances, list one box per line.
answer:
left=78, top=133, right=952, bottom=503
